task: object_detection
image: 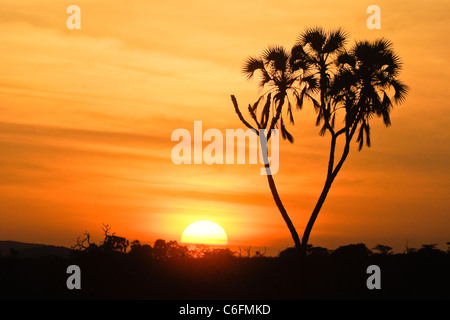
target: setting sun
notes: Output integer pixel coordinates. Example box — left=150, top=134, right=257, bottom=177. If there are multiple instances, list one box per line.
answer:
left=181, top=221, right=228, bottom=246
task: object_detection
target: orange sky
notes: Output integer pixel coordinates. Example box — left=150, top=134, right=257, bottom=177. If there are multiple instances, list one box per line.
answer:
left=0, top=0, right=449, bottom=254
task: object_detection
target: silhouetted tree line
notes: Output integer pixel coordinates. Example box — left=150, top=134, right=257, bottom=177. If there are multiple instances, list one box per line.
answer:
left=67, top=225, right=450, bottom=260
left=69, top=224, right=236, bottom=260
left=0, top=227, right=449, bottom=300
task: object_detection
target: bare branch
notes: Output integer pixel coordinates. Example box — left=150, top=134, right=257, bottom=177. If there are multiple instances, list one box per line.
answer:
left=231, top=95, right=259, bottom=135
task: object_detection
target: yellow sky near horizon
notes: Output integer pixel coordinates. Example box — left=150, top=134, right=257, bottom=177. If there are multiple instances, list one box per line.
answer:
left=0, top=0, right=449, bottom=253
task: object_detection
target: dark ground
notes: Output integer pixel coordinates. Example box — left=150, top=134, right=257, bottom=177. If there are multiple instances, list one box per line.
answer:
left=0, top=241, right=448, bottom=300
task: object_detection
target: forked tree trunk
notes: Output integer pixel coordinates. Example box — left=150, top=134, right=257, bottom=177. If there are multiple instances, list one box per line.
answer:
left=232, top=95, right=302, bottom=253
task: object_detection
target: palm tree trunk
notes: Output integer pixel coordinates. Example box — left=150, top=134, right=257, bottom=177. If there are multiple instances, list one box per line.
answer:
left=233, top=94, right=302, bottom=253
left=260, top=132, right=301, bottom=251
left=301, top=137, right=350, bottom=255
left=265, top=163, right=302, bottom=250
left=301, top=177, right=333, bottom=254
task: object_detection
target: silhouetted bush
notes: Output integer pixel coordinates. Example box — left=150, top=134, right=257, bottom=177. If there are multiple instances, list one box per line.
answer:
left=372, top=244, right=393, bottom=255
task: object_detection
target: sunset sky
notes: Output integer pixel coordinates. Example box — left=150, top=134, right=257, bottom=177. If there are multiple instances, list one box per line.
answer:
left=1, top=0, right=449, bottom=254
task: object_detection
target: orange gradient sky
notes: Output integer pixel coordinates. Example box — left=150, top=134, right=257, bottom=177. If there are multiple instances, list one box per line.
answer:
left=0, top=0, right=449, bottom=253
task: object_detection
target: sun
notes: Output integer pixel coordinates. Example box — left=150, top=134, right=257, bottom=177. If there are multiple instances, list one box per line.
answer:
left=181, top=220, right=228, bottom=246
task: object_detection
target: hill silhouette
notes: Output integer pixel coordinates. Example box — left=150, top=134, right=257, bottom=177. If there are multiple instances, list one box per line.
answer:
left=0, top=241, right=71, bottom=259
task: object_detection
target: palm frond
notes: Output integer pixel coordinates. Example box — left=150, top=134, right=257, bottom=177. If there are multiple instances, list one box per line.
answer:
left=286, top=98, right=294, bottom=124
left=258, top=68, right=272, bottom=89
left=364, top=121, right=371, bottom=148
left=242, top=56, right=265, bottom=80
left=318, top=122, right=327, bottom=136
left=306, top=92, right=321, bottom=110
left=262, top=45, right=290, bottom=72
left=290, top=44, right=309, bottom=71
left=280, top=118, right=294, bottom=143
left=299, top=26, right=327, bottom=54
left=303, top=74, right=320, bottom=93
left=323, top=28, right=348, bottom=54
left=390, top=79, right=409, bottom=104
left=260, top=93, right=272, bottom=128
left=356, top=122, right=365, bottom=151
left=336, top=52, right=356, bottom=68
left=380, top=92, right=392, bottom=126
left=294, top=87, right=306, bottom=110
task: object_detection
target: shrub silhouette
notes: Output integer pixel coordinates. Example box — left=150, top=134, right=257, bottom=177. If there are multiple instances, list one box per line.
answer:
left=372, top=244, right=393, bottom=255
left=332, top=243, right=372, bottom=258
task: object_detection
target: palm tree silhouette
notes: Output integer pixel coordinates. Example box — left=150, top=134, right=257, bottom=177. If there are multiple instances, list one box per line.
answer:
left=291, top=27, right=348, bottom=136
left=231, top=28, right=408, bottom=257
left=301, top=38, right=409, bottom=253
left=231, top=45, right=317, bottom=250
left=237, top=44, right=319, bottom=140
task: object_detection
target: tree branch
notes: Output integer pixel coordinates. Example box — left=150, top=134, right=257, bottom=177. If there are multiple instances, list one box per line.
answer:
left=231, top=95, right=259, bottom=135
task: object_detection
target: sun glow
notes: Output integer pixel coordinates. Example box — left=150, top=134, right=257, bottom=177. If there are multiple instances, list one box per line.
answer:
left=181, top=220, right=228, bottom=245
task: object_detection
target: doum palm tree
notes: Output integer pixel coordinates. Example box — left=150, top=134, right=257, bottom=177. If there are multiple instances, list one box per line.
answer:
left=301, top=38, right=409, bottom=254
left=231, top=44, right=318, bottom=250
left=231, top=27, right=408, bottom=257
